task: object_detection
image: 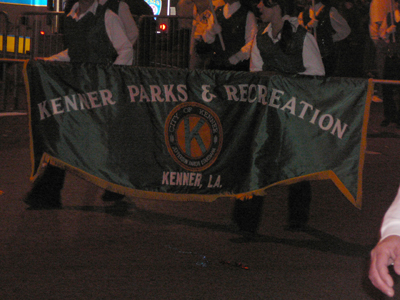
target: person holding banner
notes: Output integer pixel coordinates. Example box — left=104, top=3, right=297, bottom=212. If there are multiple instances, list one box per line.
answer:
left=369, top=186, right=400, bottom=298
left=200, top=0, right=258, bottom=71
left=24, top=0, right=133, bottom=209
left=189, top=0, right=225, bottom=69
left=379, top=0, right=400, bottom=128
left=298, top=0, right=350, bottom=76
left=249, top=0, right=325, bottom=75
left=232, top=0, right=325, bottom=235
left=45, top=0, right=133, bottom=65
left=64, top=0, right=139, bottom=48
left=100, top=0, right=139, bottom=47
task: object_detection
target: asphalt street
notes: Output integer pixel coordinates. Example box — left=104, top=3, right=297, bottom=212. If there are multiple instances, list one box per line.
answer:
left=1, top=100, right=400, bottom=299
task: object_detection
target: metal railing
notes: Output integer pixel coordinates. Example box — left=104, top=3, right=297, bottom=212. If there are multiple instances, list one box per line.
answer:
left=0, top=12, right=193, bottom=113
left=1, top=11, right=66, bottom=112
left=18, top=11, right=65, bottom=59
left=0, top=11, right=12, bottom=111
left=1, top=11, right=23, bottom=112
left=135, top=15, right=192, bottom=69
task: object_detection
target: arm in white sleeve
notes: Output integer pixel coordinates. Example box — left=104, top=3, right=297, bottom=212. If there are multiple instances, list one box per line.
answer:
left=230, top=11, right=258, bottom=63
left=330, top=7, right=351, bottom=42
left=249, top=34, right=263, bottom=72
left=118, top=1, right=139, bottom=46
left=105, top=10, right=134, bottom=65
left=300, top=32, right=325, bottom=76
left=202, top=13, right=217, bottom=44
left=381, top=186, right=400, bottom=241
left=380, top=11, right=400, bottom=41
left=379, top=16, right=390, bottom=42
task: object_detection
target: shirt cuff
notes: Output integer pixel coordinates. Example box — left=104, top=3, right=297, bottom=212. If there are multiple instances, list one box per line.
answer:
left=381, top=219, right=400, bottom=241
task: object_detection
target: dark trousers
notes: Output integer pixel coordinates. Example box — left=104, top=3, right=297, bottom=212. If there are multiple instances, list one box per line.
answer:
left=28, top=164, right=124, bottom=204
left=232, top=195, right=264, bottom=233
left=383, top=54, right=400, bottom=122
left=287, top=181, right=311, bottom=227
left=28, top=164, right=66, bottom=205
left=232, top=181, right=312, bottom=233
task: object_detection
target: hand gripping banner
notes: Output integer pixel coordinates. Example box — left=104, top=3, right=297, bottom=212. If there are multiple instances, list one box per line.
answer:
left=23, top=60, right=373, bottom=208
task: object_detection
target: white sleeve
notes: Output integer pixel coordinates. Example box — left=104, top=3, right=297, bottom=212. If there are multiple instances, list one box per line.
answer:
left=379, top=14, right=390, bottom=42
left=330, top=7, right=351, bottom=42
left=381, top=186, right=400, bottom=240
left=202, top=13, right=217, bottom=44
left=232, top=11, right=258, bottom=62
left=105, top=9, right=134, bottom=65
left=118, top=1, right=139, bottom=46
left=300, top=32, right=325, bottom=76
left=249, top=35, right=263, bottom=72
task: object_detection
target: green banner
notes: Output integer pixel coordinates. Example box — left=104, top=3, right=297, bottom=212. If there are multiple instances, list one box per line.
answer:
left=24, top=60, right=373, bottom=207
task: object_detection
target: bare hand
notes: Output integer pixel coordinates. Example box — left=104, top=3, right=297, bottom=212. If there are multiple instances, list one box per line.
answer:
left=228, top=54, right=239, bottom=65
left=369, top=235, right=400, bottom=297
left=387, top=25, right=397, bottom=35
left=211, top=23, right=222, bottom=35
left=306, top=19, right=319, bottom=29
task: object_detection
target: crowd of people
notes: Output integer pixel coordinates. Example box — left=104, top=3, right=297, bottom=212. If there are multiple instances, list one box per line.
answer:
left=22, top=0, right=400, bottom=297
left=185, top=0, right=361, bottom=76
left=187, top=0, right=344, bottom=235
left=55, top=0, right=397, bottom=82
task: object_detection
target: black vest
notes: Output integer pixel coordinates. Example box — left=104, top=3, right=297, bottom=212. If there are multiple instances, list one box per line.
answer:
left=303, top=5, right=335, bottom=58
left=64, top=4, right=118, bottom=64
left=257, top=25, right=307, bottom=75
left=209, top=4, right=250, bottom=71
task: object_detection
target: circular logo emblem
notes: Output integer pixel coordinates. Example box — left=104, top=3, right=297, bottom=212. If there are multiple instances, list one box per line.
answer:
left=165, top=102, right=223, bottom=172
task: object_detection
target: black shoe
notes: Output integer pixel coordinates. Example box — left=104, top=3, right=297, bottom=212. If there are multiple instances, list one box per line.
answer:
left=287, top=181, right=311, bottom=231
left=380, top=119, right=391, bottom=127
left=23, top=192, right=62, bottom=210
left=102, top=190, right=125, bottom=202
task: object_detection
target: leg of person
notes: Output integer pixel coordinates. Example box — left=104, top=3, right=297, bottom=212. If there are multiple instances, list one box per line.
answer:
left=374, top=39, right=389, bottom=101
left=232, top=196, right=264, bottom=234
left=381, top=85, right=396, bottom=126
left=391, top=55, right=400, bottom=128
left=287, top=181, right=311, bottom=231
left=382, top=56, right=398, bottom=126
left=23, top=164, right=65, bottom=209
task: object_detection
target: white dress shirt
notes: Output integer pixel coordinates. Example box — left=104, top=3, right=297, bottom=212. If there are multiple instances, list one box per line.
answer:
left=381, top=185, right=400, bottom=240
left=46, top=0, right=133, bottom=65
left=98, top=0, right=139, bottom=46
left=250, top=16, right=325, bottom=76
